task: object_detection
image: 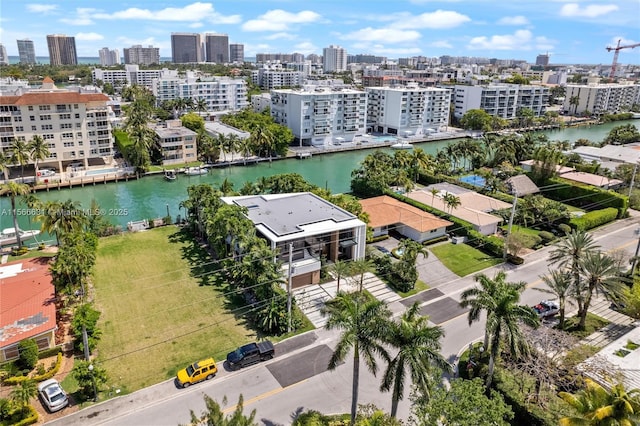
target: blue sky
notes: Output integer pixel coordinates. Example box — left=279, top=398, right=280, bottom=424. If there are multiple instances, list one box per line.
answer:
left=1, top=0, right=639, bottom=64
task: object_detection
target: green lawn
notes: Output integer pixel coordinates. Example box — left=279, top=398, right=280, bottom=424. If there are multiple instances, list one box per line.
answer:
left=94, top=226, right=258, bottom=392
left=397, top=280, right=429, bottom=298
left=430, top=243, right=502, bottom=277
left=563, top=312, right=610, bottom=339
left=499, top=224, right=540, bottom=237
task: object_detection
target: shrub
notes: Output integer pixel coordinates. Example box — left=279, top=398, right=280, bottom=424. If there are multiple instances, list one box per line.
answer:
left=507, top=254, right=525, bottom=265
left=557, top=223, right=572, bottom=235
left=11, top=246, right=29, bottom=256
left=16, top=340, right=38, bottom=371
left=538, top=231, right=555, bottom=243
left=37, top=346, right=62, bottom=359
left=12, top=404, right=38, bottom=426
left=367, top=234, right=389, bottom=243
left=3, top=353, right=63, bottom=385
left=542, top=177, right=627, bottom=217
left=423, top=235, right=449, bottom=245
left=569, top=207, right=618, bottom=231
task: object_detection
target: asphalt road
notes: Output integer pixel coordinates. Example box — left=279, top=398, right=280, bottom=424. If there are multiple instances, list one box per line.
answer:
left=46, top=213, right=640, bottom=425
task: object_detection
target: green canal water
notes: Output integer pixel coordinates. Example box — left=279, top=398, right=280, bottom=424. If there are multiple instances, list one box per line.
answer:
left=1, top=120, right=638, bottom=233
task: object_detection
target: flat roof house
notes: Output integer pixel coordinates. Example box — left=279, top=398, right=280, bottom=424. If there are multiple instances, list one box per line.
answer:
left=359, top=196, right=453, bottom=242
left=0, top=259, right=57, bottom=362
left=222, top=192, right=367, bottom=288
left=152, top=120, right=198, bottom=165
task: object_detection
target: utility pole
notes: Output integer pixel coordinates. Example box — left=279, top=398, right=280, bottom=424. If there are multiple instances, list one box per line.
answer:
left=504, top=191, right=518, bottom=261
left=628, top=162, right=638, bottom=199
left=287, top=243, right=293, bottom=333
left=631, top=228, right=640, bottom=275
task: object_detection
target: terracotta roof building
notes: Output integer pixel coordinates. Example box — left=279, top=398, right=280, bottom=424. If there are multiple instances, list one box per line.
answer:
left=359, top=195, right=453, bottom=242
left=0, top=259, right=57, bottom=362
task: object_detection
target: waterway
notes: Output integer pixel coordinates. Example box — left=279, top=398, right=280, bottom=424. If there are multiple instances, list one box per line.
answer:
left=1, top=120, right=638, bottom=233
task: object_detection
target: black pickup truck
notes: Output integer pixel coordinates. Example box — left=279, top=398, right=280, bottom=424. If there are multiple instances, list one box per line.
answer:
left=226, top=341, right=275, bottom=370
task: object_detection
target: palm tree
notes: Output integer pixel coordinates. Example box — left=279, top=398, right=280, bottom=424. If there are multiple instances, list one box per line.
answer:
left=329, top=259, right=351, bottom=293
left=443, top=193, right=461, bottom=214
left=569, top=95, right=580, bottom=118
left=409, top=148, right=433, bottom=182
left=321, top=291, right=391, bottom=425
left=238, top=137, right=253, bottom=166
left=10, top=379, right=37, bottom=413
left=579, top=251, right=627, bottom=330
left=538, top=269, right=572, bottom=329
left=36, top=199, right=87, bottom=246
left=460, top=271, right=539, bottom=387
left=195, top=98, right=208, bottom=117
left=28, top=135, right=50, bottom=184
left=549, top=230, right=600, bottom=322
left=0, top=151, right=9, bottom=181
left=250, top=126, right=275, bottom=163
left=0, top=181, right=31, bottom=247
left=381, top=302, right=451, bottom=418
left=559, top=378, right=640, bottom=426
left=348, top=258, right=374, bottom=292
left=429, top=188, right=439, bottom=205
left=10, top=139, right=30, bottom=183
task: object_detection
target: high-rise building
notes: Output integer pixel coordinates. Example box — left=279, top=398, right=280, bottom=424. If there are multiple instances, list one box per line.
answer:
left=0, top=44, right=8, bottom=65
left=98, top=47, right=120, bottom=66
left=230, top=44, right=244, bottom=63
left=322, top=45, right=347, bottom=73
left=123, top=45, right=160, bottom=65
left=205, top=33, right=229, bottom=63
left=536, top=54, right=550, bottom=67
left=46, top=34, right=77, bottom=65
left=17, top=39, right=36, bottom=65
left=171, top=33, right=203, bottom=63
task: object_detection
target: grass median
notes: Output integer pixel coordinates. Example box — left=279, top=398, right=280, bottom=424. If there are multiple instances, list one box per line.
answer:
left=430, top=242, right=502, bottom=277
left=94, top=226, right=257, bottom=392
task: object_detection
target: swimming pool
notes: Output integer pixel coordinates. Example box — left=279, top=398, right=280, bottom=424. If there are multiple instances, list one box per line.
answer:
left=459, top=174, right=486, bottom=188
left=85, top=168, right=120, bottom=176
left=374, top=136, right=397, bottom=142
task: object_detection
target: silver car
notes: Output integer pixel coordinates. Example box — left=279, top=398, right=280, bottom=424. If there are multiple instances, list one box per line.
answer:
left=38, top=379, right=69, bottom=412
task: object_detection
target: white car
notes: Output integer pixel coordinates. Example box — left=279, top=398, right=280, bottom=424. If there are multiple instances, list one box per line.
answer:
left=38, top=379, right=69, bottom=412
left=39, top=169, right=56, bottom=177
left=532, top=300, right=560, bottom=318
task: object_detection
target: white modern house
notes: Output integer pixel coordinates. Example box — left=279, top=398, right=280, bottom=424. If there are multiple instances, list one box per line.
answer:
left=222, top=192, right=367, bottom=288
left=270, top=86, right=367, bottom=147
left=366, top=83, right=451, bottom=136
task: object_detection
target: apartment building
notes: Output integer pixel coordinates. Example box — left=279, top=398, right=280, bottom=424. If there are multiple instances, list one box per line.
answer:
left=92, top=65, right=177, bottom=90
left=323, top=45, right=347, bottom=73
left=230, top=44, right=244, bottom=63
left=204, top=34, right=229, bottom=63
left=123, top=45, right=161, bottom=65
left=0, top=78, right=113, bottom=173
left=171, top=33, right=203, bottom=63
left=152, top=73, right=248, bottom=113
left=151, top=120, right=198, bottom=165
left=17, top=40, right=36, bottom=65
left=0, top=44, right=8, bottom=66
left=453, top=84, right=549, bottom=120
left=270, top=86, right=367, bottom=147
left=98, top=47, right=120, bottom=66
left=563, top=83, right=640, bottom=116
left=366, top=84, right=451, bottom=136
left=252, top=65, right=305, bottom=90
left=46, top=34, right=77, bottom=66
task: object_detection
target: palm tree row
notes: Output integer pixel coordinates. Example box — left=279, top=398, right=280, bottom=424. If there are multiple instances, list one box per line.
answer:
left=322, top=292, right=451, bottom=423
left=546, top=229, right=627, bottom=330
left=1, top=135, right=51, bottom=184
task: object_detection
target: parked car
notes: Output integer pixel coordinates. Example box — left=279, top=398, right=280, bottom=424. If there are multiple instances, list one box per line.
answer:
left=38, top=169, right=56, bottom=177
left=38, top=379, right=69, bottom=412
left=374, top=245, right=392, bottom=256
left=176, top=358, right=217, bottom=388
left=532, top=300, right=560, bottom=318
left=226, top=341, right=274, bottom=370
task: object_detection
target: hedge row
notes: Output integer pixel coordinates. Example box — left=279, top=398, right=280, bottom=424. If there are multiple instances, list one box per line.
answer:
left=13, top=405, right=38, bottom=426
left=569, top=207, right=619, bottom=231
left=542, top=177, right=627, bottom=217
left=37, top=346, right=63, bottom=359
left=3, top=353, right=63, bottom=385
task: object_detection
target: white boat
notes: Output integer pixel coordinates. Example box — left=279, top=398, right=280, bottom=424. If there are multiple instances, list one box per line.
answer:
left=164, top=170, right=177, bottom=181
left=391, top=141, right=413, bottom=149
left=0, top=228, right=40, bottom=247
left=184, top=166, right=208, bottom=176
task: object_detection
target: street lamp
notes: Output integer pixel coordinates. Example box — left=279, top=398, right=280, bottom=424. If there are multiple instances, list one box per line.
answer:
left=88, top=364, right=98, bottom=402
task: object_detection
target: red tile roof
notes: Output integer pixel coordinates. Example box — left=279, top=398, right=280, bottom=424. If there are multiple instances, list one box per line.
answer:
left=360, top=195, right=453, bottom=232
left=0, top=91, right=109, bottom=106
left=0, top=259, right=56, bottom=349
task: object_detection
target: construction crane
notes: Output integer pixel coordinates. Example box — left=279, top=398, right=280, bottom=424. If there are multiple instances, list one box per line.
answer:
left=606, top=39, right=640, bottom=78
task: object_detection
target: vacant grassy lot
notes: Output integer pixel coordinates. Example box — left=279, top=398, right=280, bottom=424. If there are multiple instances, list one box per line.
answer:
left=430, top=243, right=502, bottom=276
left=94, top=226, right=256, bottom=392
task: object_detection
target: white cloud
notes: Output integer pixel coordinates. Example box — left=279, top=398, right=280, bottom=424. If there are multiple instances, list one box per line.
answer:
left=350, top=42, right=422, bottom=56
left=392, top=10, right=471, bottom=30
left=559, top=3, right=618, bottom=18
left=26, top=4, right=57, bottom=13
left=92, top=2, right=241, bottom=24
left=341, top=28, right=421, bottom=43
left=498, top=16, right=529, bottom=25
left=242, top=9, right=321, bottom=32
left=60, top=17, right=94, bottom=25
left=265, top=32, right=297, bottom=41
left=468, top=29, right=534, bottom=50
left=294, top=42, right=318, bottom=55
left=75, top=32, right=104, bottom=41
left=189, top=22, right=204, bottom=28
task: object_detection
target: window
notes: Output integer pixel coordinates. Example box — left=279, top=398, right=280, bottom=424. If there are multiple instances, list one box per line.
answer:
left=60, top=123, right=72, bottom=129
left=30, top=116, right=35, bottom=121
left=31, top=126, right=37, bottom=131
left=28, top=106, right=34, bottom=111
left=14, top=116, right=22, bottom=122
left=40, top=115, right=51, bottom=121
left=39, top=105, right=51, bottom=111
left=44, top=134, right=54, bottom=140
left=41, top=124, right=53, bottom=131
left=75, top=114, right=80, bottom=119
left=15, top=126, right=23, bottom=132
left=76, top=123, right=82, bottom=128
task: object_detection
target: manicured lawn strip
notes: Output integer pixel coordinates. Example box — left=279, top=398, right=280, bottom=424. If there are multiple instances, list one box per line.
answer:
left=499, top=224, right=540, bottom=237
left=94, top=226, right=257, bottom=392
left=397, top=280, right=429, bottom=298
left=562, top=313, right=610, bottom=339
left=429, top=243, right=502, bottom=277
left=7, top=250, right=56, bottom=262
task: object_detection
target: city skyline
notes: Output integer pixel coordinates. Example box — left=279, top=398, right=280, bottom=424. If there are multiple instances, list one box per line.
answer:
left=0, top=0, right=639, bottom=64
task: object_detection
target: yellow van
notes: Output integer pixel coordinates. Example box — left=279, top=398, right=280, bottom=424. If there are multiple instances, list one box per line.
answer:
left=176, top=358, right=218, bottom=388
